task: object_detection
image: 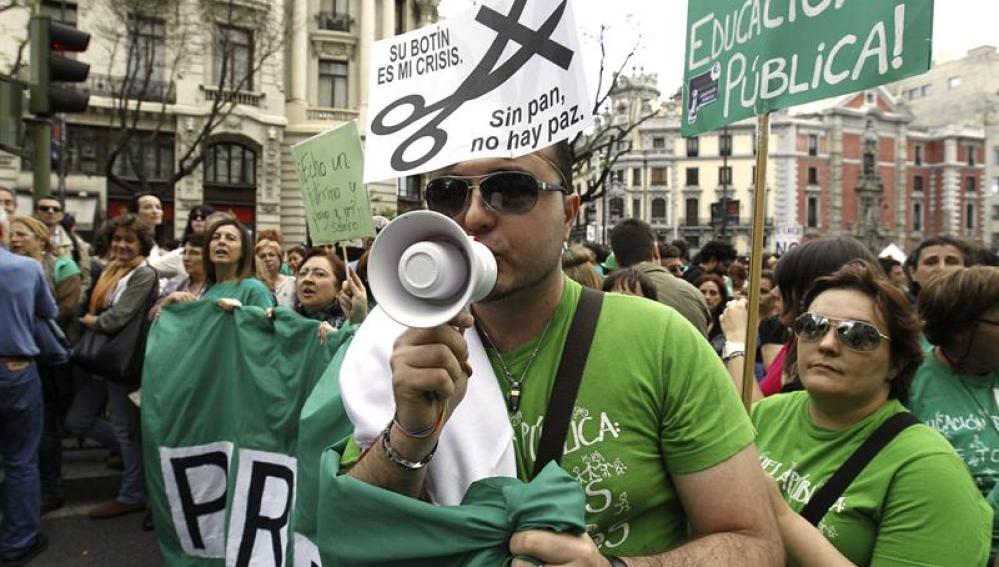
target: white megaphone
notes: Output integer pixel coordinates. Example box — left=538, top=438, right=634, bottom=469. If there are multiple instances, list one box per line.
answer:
left=368, top=210, right=498, bottom=328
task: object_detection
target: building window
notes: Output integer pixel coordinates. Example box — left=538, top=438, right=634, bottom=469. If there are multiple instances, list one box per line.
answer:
left=913, top=175, right=924, bottom=193
left=652, top=137, right=665, bottom=150
left=949, top=75, right=962, bottom=90
left=318, top=60, right=349, bottom=108
left=992, top=204, right=999, bottom=221
left=686, top=137, right=699, bottom=157
left=68, top=125, right=100, bottom=175
left=718, top=166, right=732, bottom=185
left=913, top=201, right=923, bottom=232
left=214, top=26, right=253, bottom=90
left=650, top=167, right=667, bottom=186
left=806, top=196, right=819, bottom=228
left=204, top=143, right=256, bottom=187
left=631, top=167, right=641, bottom=186
left=128, top=16, right=167, bottom=84
left=608, top=197, right=624, bottom=222
left=967, top=145, right=977, bottom=166
left=966, top=202, right=975, bottom=231
left=808, top=134, right=818, bottom=156
left=612, top=169, right=624, bottom=184
left=40, top=0, right=78, bottom=26
left=865, top=91, right=875, bottom=104
left=685, top=167, right=699, bottom=186
left=966, top=176, right=977, bottom=192
left=651, top=198, right=666, bottom=222
left=113, top=134, right=174, bottom=181
left=318, top=0, right=351, bottom=31
left=685, top=198, right=698, bottom=226
left=993, top=146, right=999, bottom=166
left=632, top=198, right=641, bottom=217
left=719, top=134, right=732, bottom=157
left=400, top=175, right=422, bottom=200
left=914, top=144, right=923, bottom=166
left=807, top=166, right=818, bottom=185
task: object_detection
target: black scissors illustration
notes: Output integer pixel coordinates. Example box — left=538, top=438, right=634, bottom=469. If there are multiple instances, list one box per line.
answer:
left=370, top=0, right=575, bottom=172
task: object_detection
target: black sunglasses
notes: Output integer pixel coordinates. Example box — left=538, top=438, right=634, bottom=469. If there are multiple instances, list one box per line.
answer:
left=793, top=312, right=889, bottom=352
left=38, top=205, right=61, bottom=213
left=425, top=171, right=567, bottom=217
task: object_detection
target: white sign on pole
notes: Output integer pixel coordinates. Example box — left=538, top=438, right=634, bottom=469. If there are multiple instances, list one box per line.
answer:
left=585, top=223, right=596, bottom=243
left=774, top=223, right=803, bottom=255
left=363, top=0, right=593, bottom=183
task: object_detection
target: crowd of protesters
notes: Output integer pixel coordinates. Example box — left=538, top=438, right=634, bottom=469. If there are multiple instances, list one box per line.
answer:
left=2, top=148, right=999, bottom=566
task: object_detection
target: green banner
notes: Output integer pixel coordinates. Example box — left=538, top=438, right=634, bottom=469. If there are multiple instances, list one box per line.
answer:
left=681, top=0, right=934, bottom=136
left=292, top=120, right=376, bottom=245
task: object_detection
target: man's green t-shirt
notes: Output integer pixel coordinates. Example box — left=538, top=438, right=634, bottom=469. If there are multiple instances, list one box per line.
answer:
left=752, top=391, right=992, bottom=566
left=202, top=278, right=275, bottom=308
left=482, top=278, right=754, bottom=557
left=908, top=350, right=999, bottom=558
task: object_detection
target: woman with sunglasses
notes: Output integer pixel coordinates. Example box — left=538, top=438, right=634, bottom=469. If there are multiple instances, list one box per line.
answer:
left=752, top=261, right=991, bottom=566
left=908, top=266, right=999, bottom=564
left=149, top=204, right=215, bottom=279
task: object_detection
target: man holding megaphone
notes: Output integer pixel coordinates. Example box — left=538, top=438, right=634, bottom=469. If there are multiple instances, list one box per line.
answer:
left=340, top=141, right=783, bottom=566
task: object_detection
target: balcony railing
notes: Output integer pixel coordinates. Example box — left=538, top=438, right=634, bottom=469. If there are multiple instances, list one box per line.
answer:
left=307, top=107, right=359, bottom=122
left=316, top=11, right=353, bottom=32
left=86, top=73, right=176, bottom=104
left=200, top=86, right=264, bottom=107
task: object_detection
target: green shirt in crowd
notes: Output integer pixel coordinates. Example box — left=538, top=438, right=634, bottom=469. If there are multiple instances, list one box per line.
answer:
left=202, top=277, right=275, bottom=308
left=483, top=277, right=754, bottom=557
left=752, top=391, right=992, bottom=566
left=908, top=348, right=999, bottom=560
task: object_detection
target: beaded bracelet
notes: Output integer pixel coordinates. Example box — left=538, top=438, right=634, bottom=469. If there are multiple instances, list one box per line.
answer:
left=381, top=422, right=437, bottom=471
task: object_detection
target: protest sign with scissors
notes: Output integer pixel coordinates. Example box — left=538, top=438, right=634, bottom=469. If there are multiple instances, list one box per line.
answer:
left=364, top=0, right=592, bottom=183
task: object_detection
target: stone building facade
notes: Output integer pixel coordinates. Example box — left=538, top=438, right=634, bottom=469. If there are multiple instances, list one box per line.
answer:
left=0, top=0, right=438, bottom=243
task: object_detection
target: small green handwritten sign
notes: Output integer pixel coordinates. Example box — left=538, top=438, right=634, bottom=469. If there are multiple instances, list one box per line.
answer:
left=292, top=121, right=375, bottom=245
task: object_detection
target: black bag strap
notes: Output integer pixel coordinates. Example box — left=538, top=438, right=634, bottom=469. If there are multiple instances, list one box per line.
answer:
left=800, top=412, right=920, bottom=526
left=532, top=287, right=603, bottom=478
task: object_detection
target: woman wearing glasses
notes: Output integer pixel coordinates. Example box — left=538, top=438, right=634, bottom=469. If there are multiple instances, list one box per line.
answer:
left=752, top=261, right=991, bottom=566
left=908, top=266, right=999, bottom=564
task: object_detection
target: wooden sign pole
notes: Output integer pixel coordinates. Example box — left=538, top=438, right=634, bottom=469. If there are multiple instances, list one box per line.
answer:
left=741, top=112, right=771, bottom=412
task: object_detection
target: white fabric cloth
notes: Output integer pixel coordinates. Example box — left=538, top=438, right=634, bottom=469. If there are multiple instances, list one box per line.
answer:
left=275, top=275, right=297, bottom=307
left=149, top=247, right=186, bottom=279
left=339, top=305, right=517, bottom=505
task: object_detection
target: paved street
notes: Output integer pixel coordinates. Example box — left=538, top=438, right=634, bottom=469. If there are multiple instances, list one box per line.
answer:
left=27, top=444, right=162, bottom=567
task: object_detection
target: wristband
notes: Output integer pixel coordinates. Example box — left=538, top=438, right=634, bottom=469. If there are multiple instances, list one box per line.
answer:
left=723, top=350, right=746, bottom=363
left=381, top=422, right=437, bottom=471
left=722, top=340, right=746, bottom=359
left=604, top=555, right=628, bottom=567
left=393, top=400, right=448, bottom=439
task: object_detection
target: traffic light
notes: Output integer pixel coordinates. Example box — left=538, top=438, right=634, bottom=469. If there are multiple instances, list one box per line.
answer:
left=29, top=15, right=90, bottom=116
left=0, top=76, right=24, bottom=151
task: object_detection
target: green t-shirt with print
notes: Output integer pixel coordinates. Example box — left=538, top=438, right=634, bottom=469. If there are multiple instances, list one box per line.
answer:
left=908, top=350, right=999, bottom=559
left=482, top=278, right=754, bottom=557
left=752, top=391, right=992, bottom=567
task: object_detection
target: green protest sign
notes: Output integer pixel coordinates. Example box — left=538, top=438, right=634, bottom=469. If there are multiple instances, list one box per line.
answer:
left=292, top=120, right=376, bottom=244
left=681, top=0, right=934, bottom=136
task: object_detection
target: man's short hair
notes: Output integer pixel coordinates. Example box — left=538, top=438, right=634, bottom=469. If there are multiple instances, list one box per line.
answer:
left=548, top=140, right=574, bottom=191
left=695, top=240, right=737, bottom=264
left=609, top=218, right=655, bottom=267
left=878, top=257, right=901, bottom=273
left=34, top=195, right=61, bottom=208
left=660, top=244, right=682, bottom=259
left=919, top=266, right=999, bottom=349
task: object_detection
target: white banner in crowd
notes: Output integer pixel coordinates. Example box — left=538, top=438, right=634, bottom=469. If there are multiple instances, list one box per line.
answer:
left=363, top=0, right=593, bottom=183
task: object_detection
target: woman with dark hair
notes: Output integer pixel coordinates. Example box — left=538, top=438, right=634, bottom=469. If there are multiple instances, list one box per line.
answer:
left=754, top=261, right=991, bottom=566
left=286, top=245, right=308, bottom=275
left=695, top=273, right=730, bottom=356
left=201, top=218, right=274, bottom=308
left=66, top=213, right=158, bottom=519
left=128, top=192, right=166, bottom=255
left=294, top=249, right=367, bottom=341
left=601, top=268, right=657, bottom=301
left=150, top=204, right=216, bottom=279
left=908, top=266, right=999, bottom=562
left=150, top=234, right=208, bottom=318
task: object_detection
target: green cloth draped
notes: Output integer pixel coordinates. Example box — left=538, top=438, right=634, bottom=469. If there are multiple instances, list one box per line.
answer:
left=318, top=446, right=587, bottom=567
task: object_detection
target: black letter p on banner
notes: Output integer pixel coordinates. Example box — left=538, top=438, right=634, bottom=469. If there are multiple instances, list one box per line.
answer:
left=160, top=442, right=234, bottom=558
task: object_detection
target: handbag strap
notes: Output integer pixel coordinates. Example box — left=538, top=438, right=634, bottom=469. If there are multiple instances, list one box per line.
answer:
left=800, top=411, right=920, bottom=526
left=531, top=287, right=603, bottom=479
